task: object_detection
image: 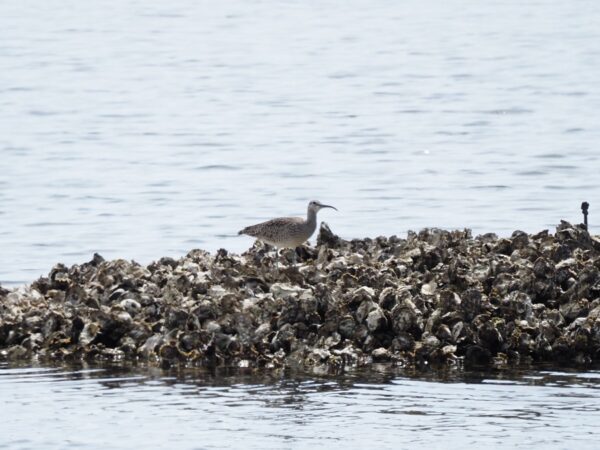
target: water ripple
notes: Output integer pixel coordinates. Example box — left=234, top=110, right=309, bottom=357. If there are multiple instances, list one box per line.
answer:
left=0, top=363, right=599, bottom=448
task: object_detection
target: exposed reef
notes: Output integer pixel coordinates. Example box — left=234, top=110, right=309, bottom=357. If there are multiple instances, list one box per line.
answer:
left=2, top=221, right=600, bottom=369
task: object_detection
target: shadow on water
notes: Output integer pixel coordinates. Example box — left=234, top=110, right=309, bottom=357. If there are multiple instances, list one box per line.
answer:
left=2, top=359, right=600, bottom=391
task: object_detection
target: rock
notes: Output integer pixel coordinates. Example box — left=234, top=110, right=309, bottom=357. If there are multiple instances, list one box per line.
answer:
left=371, top=347, right=391, bottom=361
left=0, top=220, right=599, bottom=368
left=366, top=307, right=387, bottom=333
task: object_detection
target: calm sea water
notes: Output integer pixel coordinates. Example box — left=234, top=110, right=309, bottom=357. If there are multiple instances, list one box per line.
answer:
left=1, top=3, right=600, bottom=447
left=1, top=0, right=599, bottom=285
left=1, top=362, right=600, bottom=450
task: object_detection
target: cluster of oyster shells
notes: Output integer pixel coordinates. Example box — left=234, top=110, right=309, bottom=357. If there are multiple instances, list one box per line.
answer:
left=1, top=220, right=600, bottom=369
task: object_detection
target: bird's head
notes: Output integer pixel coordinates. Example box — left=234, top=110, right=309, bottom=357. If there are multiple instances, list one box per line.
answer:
left=308, top=200, right=337, bottom=213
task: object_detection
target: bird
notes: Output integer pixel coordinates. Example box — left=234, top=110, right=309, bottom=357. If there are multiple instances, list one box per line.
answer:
left=238, top=200, right=337, bottom=252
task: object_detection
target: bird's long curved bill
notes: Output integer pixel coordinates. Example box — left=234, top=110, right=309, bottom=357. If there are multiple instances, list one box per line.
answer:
left=321, top=204, right=337, bottom=211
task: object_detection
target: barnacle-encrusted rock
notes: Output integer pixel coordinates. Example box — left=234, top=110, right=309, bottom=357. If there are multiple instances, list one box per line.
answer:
left=1, top=221, right=600, bottom=368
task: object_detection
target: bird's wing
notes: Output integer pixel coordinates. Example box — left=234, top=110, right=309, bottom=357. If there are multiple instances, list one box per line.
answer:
left=239, top=217, right=303, bottom=238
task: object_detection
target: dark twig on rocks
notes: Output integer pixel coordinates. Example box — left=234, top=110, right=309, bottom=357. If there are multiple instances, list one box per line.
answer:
left=582, top=202, right=589, bottom=230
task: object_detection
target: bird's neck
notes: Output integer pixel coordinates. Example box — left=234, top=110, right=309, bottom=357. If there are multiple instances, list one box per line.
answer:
left=306, top=208, right=317, bottom=227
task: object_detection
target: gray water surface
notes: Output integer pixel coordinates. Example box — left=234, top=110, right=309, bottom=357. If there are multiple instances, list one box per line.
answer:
left=2, top=3, right=599, bottom=446
left=1, top=363, right=599, bottom=449
left=1, top=0, right=600, bottom=285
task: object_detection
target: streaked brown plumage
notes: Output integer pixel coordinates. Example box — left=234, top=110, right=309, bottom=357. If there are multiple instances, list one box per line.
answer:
left=238, top=200, right=337, bottom=248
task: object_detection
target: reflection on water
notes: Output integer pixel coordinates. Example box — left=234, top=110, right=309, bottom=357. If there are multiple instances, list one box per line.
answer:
left=1, top=362, right=599, bottom=449
left=1, top=0, right=600, bottom=285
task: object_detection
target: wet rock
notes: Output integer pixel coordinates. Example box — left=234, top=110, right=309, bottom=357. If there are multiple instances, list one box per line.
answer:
left=464, top=345, right=492, bottom=365
left=476, top=320, right=504, bottom=353
left=338, top=315, right=357, bottom=339
left=366, top=306, right=387, bottom=333
left=503, top=292, right=533, bottom=321
left=1, top=220, right=599, bottom=368
left=317, top=222, right=344, bottom=248
left=436, top=324, right=453, bottom=342
left=460, top=288, right=484, bottom=320
left=560, top=300, right=589, bottom=322
left=79, top=322, right=100, bottom=346
left=371, top=347, right=391, bottom=361
left=511, top=230, right=530, bottom=250
left=533, top=257, right=555, bottom=279
left=493, top=238, right=513, bottom=256
left=391, top=297, right=422, bottom=335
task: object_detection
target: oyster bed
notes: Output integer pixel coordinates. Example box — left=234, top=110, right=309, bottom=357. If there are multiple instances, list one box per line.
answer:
left=2, top=221, right=600, bottom=368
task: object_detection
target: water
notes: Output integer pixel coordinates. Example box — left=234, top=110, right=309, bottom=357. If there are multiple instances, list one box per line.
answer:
left=0, top=362, right=599, bottom=449
left=1, top=4, right=599, bottom=445
left=1, top=0, right=599, bottom=285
